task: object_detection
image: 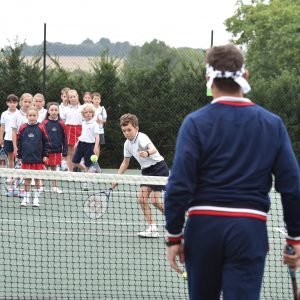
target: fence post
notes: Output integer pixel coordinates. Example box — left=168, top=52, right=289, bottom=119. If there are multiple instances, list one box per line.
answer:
left=42, top=23, right=46, bottom=95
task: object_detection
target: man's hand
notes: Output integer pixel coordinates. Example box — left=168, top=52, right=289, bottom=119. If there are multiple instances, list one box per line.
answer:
left=166, top=244, right=185, bottom=274
left=283, top=244, right=300, bottom=271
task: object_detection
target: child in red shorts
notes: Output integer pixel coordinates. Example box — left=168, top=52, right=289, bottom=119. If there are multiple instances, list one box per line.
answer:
left=60, top=89, right=82, bottom=171
left=17, top=107, right=49, bottom=207
left=43, top=102, right=68, bottom=193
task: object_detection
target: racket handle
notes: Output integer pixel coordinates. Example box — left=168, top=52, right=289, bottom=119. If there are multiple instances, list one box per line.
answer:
left=285, top=245, right=296, bottom=255
left=285, top=245, right=297, bottom=278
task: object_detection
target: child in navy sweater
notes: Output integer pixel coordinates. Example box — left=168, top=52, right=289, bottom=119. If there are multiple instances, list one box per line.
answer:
left=43, top=102, right=68, bottom=193
left=17, top=107, right=49, bottom=207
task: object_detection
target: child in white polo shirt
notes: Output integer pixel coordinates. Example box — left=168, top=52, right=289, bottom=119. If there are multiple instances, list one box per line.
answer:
left=72, top=104, right=100, bottom=172
left=112, top=113, right=169, bottom=238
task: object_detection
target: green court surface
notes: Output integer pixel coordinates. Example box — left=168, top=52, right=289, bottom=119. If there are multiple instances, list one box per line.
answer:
left=0, top=171, right=295, bottom=299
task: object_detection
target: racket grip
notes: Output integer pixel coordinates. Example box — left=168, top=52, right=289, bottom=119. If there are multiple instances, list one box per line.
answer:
left=285, top=245, right=296, bottom=278
left=285, top=245, right=296, bottom=255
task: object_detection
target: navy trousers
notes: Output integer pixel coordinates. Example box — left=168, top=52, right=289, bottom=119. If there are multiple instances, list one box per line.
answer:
left=184, top=216, right=268, bottom=300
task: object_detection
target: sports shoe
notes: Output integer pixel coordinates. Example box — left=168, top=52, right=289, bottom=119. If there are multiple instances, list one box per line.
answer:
left=51, top=186, right=63, bottom=194
left=138, top=226, right=159, bottom=238
left=83, top=183, right=89, bottom=191
left=33, top=198, right=40, bottom=207
left=21, top=197, right=30, bottom=207
left=5, top=190, right=19, bottom=197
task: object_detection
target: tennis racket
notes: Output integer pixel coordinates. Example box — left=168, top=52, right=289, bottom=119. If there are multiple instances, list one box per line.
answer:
left=285, top=245, right=300, bottom=300
left=0, top=146, right=8, bottom=168
left=83, top=188, right=112, bottom=219
left=4, top=158, right=24, bottom=195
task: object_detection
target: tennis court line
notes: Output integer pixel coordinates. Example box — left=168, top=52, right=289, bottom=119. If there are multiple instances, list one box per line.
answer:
left=0, top=228, right=164, bottom=237
left=0, top=218, right=165, bottom=226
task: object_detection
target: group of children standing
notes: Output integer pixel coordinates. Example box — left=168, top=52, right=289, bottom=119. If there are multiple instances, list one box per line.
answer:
left=0, top=88, right=107, bottom=207
left=1, top=88, right=169, bottom=238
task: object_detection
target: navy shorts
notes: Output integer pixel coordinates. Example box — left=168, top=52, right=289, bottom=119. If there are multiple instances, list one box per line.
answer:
left=141, top=160, right=169, bottom=191
left=4, top=140, right=13, bottom=154
left=72, top=141, right=95, bottom=168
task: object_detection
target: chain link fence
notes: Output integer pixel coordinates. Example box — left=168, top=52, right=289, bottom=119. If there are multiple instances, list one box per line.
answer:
left=1, top=30, right=300, bottom=168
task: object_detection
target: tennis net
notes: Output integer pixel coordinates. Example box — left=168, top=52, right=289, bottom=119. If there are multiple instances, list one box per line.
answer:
left=0, top=168, right=294, bottom=299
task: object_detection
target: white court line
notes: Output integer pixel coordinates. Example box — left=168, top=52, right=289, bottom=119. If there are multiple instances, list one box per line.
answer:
left=0, top=229, right=149, bottom=237
left=0, top=218, right=165, bottom=227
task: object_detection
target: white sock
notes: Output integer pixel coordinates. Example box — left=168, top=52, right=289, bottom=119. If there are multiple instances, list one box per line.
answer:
left=25, top=192, right=31, bottom=198
left=150, top=224, right=157, bottom=230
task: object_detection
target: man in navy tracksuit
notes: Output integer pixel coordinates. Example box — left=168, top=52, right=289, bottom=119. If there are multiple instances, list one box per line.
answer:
left=165, top=45, right=300, bottom=300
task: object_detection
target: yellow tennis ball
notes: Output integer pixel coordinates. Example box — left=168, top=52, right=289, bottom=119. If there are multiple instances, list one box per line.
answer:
left=90, top=155, right=98, bottom=163
left=181, top=272, right=187, bottom=279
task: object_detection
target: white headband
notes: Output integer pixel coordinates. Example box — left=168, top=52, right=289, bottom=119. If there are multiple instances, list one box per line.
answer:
left=206, top=64, right=251, bottom=94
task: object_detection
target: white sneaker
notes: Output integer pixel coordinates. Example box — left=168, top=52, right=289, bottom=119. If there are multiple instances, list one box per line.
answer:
left=51, top=186, right=62, bottom=194
left=21, top=197, right=30, bottom=207
left=83, top=183, right=89, bottom=191
left=33, top=198, right=39, bottom=207
left=138, top=226, right=159, bottom=238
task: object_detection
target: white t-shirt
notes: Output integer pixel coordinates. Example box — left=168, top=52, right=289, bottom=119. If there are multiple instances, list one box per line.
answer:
left=123, top=132, right=164, bottom=169
left=59, top=103, right=68, bottom=113
left=94, top=106, right=107, bottom=134
left=11, top=109, right=28, bottom=133
left=0, top=110, right=18, bottom=141
left=78, top=119, right=101, bottom=143
left=60, top=105, right=83, bottom=125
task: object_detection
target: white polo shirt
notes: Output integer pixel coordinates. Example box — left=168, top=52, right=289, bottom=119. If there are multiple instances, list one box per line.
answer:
left=0, top=109, right=18, bottom=141
left=94, top=106, right=107, bottom=134
left=124, top=132, right=164, bottom=169
left=59, top=103, right=68, bottom=113
left=11, top=110, right=28, bottom=133
left=78, top=119, right=100, bottom=143
left=60, top=105, right=83, bottom=125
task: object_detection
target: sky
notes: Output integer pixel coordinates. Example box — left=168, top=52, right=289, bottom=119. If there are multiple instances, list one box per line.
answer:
left=0, top=0, right=241, bottom=49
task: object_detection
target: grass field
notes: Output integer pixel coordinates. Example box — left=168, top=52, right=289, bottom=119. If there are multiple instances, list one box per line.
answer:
left=25, top=56, right=124, bottom=71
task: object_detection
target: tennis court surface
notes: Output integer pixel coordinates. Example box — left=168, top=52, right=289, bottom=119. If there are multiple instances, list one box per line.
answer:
left=0, top=168, right=295, bottom=299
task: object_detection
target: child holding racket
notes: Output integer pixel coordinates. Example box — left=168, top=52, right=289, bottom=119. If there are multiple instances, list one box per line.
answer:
left=0, top=94, right=19, bottom=169
left=92, top=92, right=107, bottom=146
left=43, top=102, right=68, bottom=193
left=17, top=107, right=49, bottom=207
left=112, top=113, right=169, bottom=238
left=0, top=94, right=19, bottom=196
left=60, top=89, right=83, bottom=171
left=165, top=44, right=300, bottom=300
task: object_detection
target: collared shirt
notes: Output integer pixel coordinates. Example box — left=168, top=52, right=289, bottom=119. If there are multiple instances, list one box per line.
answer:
left=0, top=109, right=18, bottom=140
left=78, top=119, right=100, bottom=143
left=124, top=132, right=164, bottom=169
left=60, top=105, right=83, bottom=125
left=11, top=109, right=28, bottom=133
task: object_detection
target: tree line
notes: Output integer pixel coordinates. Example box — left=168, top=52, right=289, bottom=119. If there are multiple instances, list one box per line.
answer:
left=0, top=0, right=299, bottom=168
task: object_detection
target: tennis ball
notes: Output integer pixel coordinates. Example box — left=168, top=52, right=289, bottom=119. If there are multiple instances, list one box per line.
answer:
left=90, top=155, right=98, bottom=163
left=181, top=272, right=187, bottom=279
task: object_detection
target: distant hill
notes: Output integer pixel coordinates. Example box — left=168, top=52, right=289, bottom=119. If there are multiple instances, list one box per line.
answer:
left=22, top=38, right=135, bottom=58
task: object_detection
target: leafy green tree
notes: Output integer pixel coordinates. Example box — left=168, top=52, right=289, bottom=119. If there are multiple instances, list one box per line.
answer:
left=89, top=51, right=124, bottom=167
left=225, top=0, right=300, bottom=77
left=0, top=43, right=42, bottom=111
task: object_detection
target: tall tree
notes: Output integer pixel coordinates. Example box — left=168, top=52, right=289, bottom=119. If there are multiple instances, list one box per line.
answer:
left=225, top=0, right=300, bottom=77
